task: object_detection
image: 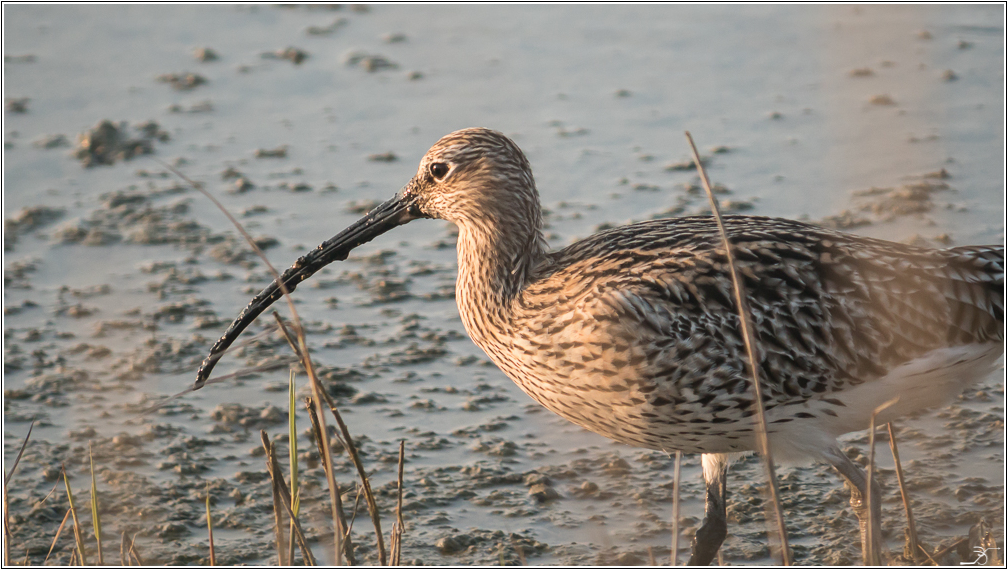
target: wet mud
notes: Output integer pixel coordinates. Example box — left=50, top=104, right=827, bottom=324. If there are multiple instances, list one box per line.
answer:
left=3, top=4, right=1004, bottom=566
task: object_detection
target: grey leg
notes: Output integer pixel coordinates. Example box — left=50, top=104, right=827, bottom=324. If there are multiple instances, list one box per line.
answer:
left=688, top=453, right=729, bottom=566
left=823, top=445, right=882, bottom=565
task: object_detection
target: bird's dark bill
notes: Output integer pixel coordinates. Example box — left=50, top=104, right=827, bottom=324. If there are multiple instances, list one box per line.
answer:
left=194, top=190, right=422, bottom=388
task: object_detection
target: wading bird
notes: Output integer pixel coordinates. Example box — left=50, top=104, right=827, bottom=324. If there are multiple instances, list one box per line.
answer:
left=195, top=128, right=1004, bottom=564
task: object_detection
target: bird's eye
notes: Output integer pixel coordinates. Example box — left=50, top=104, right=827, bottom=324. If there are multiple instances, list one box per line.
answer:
left=429, top=162, right=450, bottom=180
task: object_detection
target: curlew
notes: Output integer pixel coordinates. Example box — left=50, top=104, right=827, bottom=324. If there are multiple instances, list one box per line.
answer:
left=194, top=128, right=1004, bottom=564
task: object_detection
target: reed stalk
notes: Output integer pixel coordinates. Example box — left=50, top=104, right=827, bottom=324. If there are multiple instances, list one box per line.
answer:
left=686, top=131, right=791, bottom=565
left=62, top=466, right=87, bottom=565
left=326, top=399, right=387, bottom=565
left=887, top=422, right=925, bottom=563
left=390, top=440, right=406, bottom=565
left=45, top=508, right=72, bottom=563
left=275, top=312, right=386, bottom=565
left=88, top=444, right=104, bottom=565
left=866, top=397, right=899, bottom=565
left=127, top=533, right=144, bottom=565
left=306, top=397, right=356, bottom=565
left=3, top=420, right=33, bottom=566
left=163, top=161, right=348, bottom=564
left=670, top=450, right=682, bottom=565
left=120, top=531, right=129, bottom=566
left=289, top=370, right=300, bottom=566
left=261, top=430, right=317, bottom=565
left=206, top=482, right=216, bottom=565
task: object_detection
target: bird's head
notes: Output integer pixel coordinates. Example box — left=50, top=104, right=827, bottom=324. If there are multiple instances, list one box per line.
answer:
left=193, top=127, right=541, bottom=388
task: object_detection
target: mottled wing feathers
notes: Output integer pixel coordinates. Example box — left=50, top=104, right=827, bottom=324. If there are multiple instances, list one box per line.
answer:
left=518, top=216, right=1004, bottom=408
left=941, top=245, right=1004, bottom=344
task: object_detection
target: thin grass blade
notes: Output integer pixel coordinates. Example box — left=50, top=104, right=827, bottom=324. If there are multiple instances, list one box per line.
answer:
left=264, top=434, right=288, bottom=565
left=326, top=399, right=386, bottom=565
left=306, top=397, right=355, bottom=565
left=4, top=419, right=34, bottom=488
left=670, top=450, right=682, bottom=565
left=4, top=419, right=35, bottom=566
left=45, top=508, right=73, bottom=563
left=289, top=370, right=300, bottom=565
left=887, top=422, right=925, bottom=563
left=120, top=530, right=128, bottom=566
left=391, top=440, right=405, bottom=565
left=261, top=430, right=318, bottom=565
left=866, top=397, right=899, bottom=565
left=686, top=131, right=791, bottom=564
left=276, top=312, right=349, bottom=565
left=89, top=444, right=104, bottom=565
left=127, top=532, right=145, bottom=565
left=62, top=465, right=87, bottom=566
left=206, top=482, right=216, bottom=565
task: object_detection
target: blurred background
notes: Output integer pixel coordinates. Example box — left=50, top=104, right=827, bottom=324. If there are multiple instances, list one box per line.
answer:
left=3, top=4, right=1004, bottom=565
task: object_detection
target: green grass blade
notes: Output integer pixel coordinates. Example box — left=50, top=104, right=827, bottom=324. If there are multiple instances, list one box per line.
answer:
left=89, top=444, right=104, bottom=565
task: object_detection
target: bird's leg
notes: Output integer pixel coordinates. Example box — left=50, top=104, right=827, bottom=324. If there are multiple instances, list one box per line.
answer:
left=688, top=453, right=729, bottom=566
left=824, top=445, right=883, bottom=565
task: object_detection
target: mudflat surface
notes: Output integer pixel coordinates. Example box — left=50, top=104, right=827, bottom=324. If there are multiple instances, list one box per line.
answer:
left=3, top=4, right=1004, bottom=565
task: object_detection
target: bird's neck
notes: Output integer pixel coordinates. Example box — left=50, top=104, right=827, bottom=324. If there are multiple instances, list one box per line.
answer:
left=454, top=216, right=547, bottom=343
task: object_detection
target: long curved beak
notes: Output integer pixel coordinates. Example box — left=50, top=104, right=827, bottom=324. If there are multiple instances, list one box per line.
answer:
left=194, top=187, right=423, bottom=389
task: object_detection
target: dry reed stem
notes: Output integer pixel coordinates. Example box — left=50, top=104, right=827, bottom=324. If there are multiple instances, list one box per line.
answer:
left=685, top=131, right=791, bottom=565
left=288, top=371, right=300, bottom=568
left=88, top=444, right=103, bottom=565
left=4, top=419, right=34, bottom=488
left=271, top=313, right=350, bottom=566
left=348, top=483, right=364, bottom=536
left=206, top=482, right=217, bottom=566
left=390, top=440, right=406, bottom=566
left=306, top=397, right=356, bottom=565
left=277, top=309, right=386, bottom=566
left=62, top=465, right=87, bottom=566
left=931, top=536, right=969, bottom=563
left=162, top=161, right=347, bottom=564
left=282, top=327, right=344, bottom=565
left=913, top=537, right=940, bottom=566
left=326, top=399, right=387, bottom=565
left=127, top=532, right=144, bottom=565
left=866, top=397, right=899, bottom=565
left=45, top=508, right=72, bottom=563
left=4, top=419, right=34, bottom=566
left=266, top=434, right=289, bottom=565
left=120, top=531, right=129, bottom=566
left=886, top=422, right=925, bottom=564
left=261, top=430, right=318, bottom=565
left=161, top=356, right=292, bottom=402
left=670, top=449, right=683, bottom=566
left=648, top=546, right=657, bottom=566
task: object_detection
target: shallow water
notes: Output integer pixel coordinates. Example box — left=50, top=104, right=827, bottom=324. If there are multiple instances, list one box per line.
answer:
left=3, top=4, right=1004, bottom=565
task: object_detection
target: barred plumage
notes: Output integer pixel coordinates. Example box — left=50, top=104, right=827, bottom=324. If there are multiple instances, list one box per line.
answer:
left=195, top=127, right=1004, bottom=564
